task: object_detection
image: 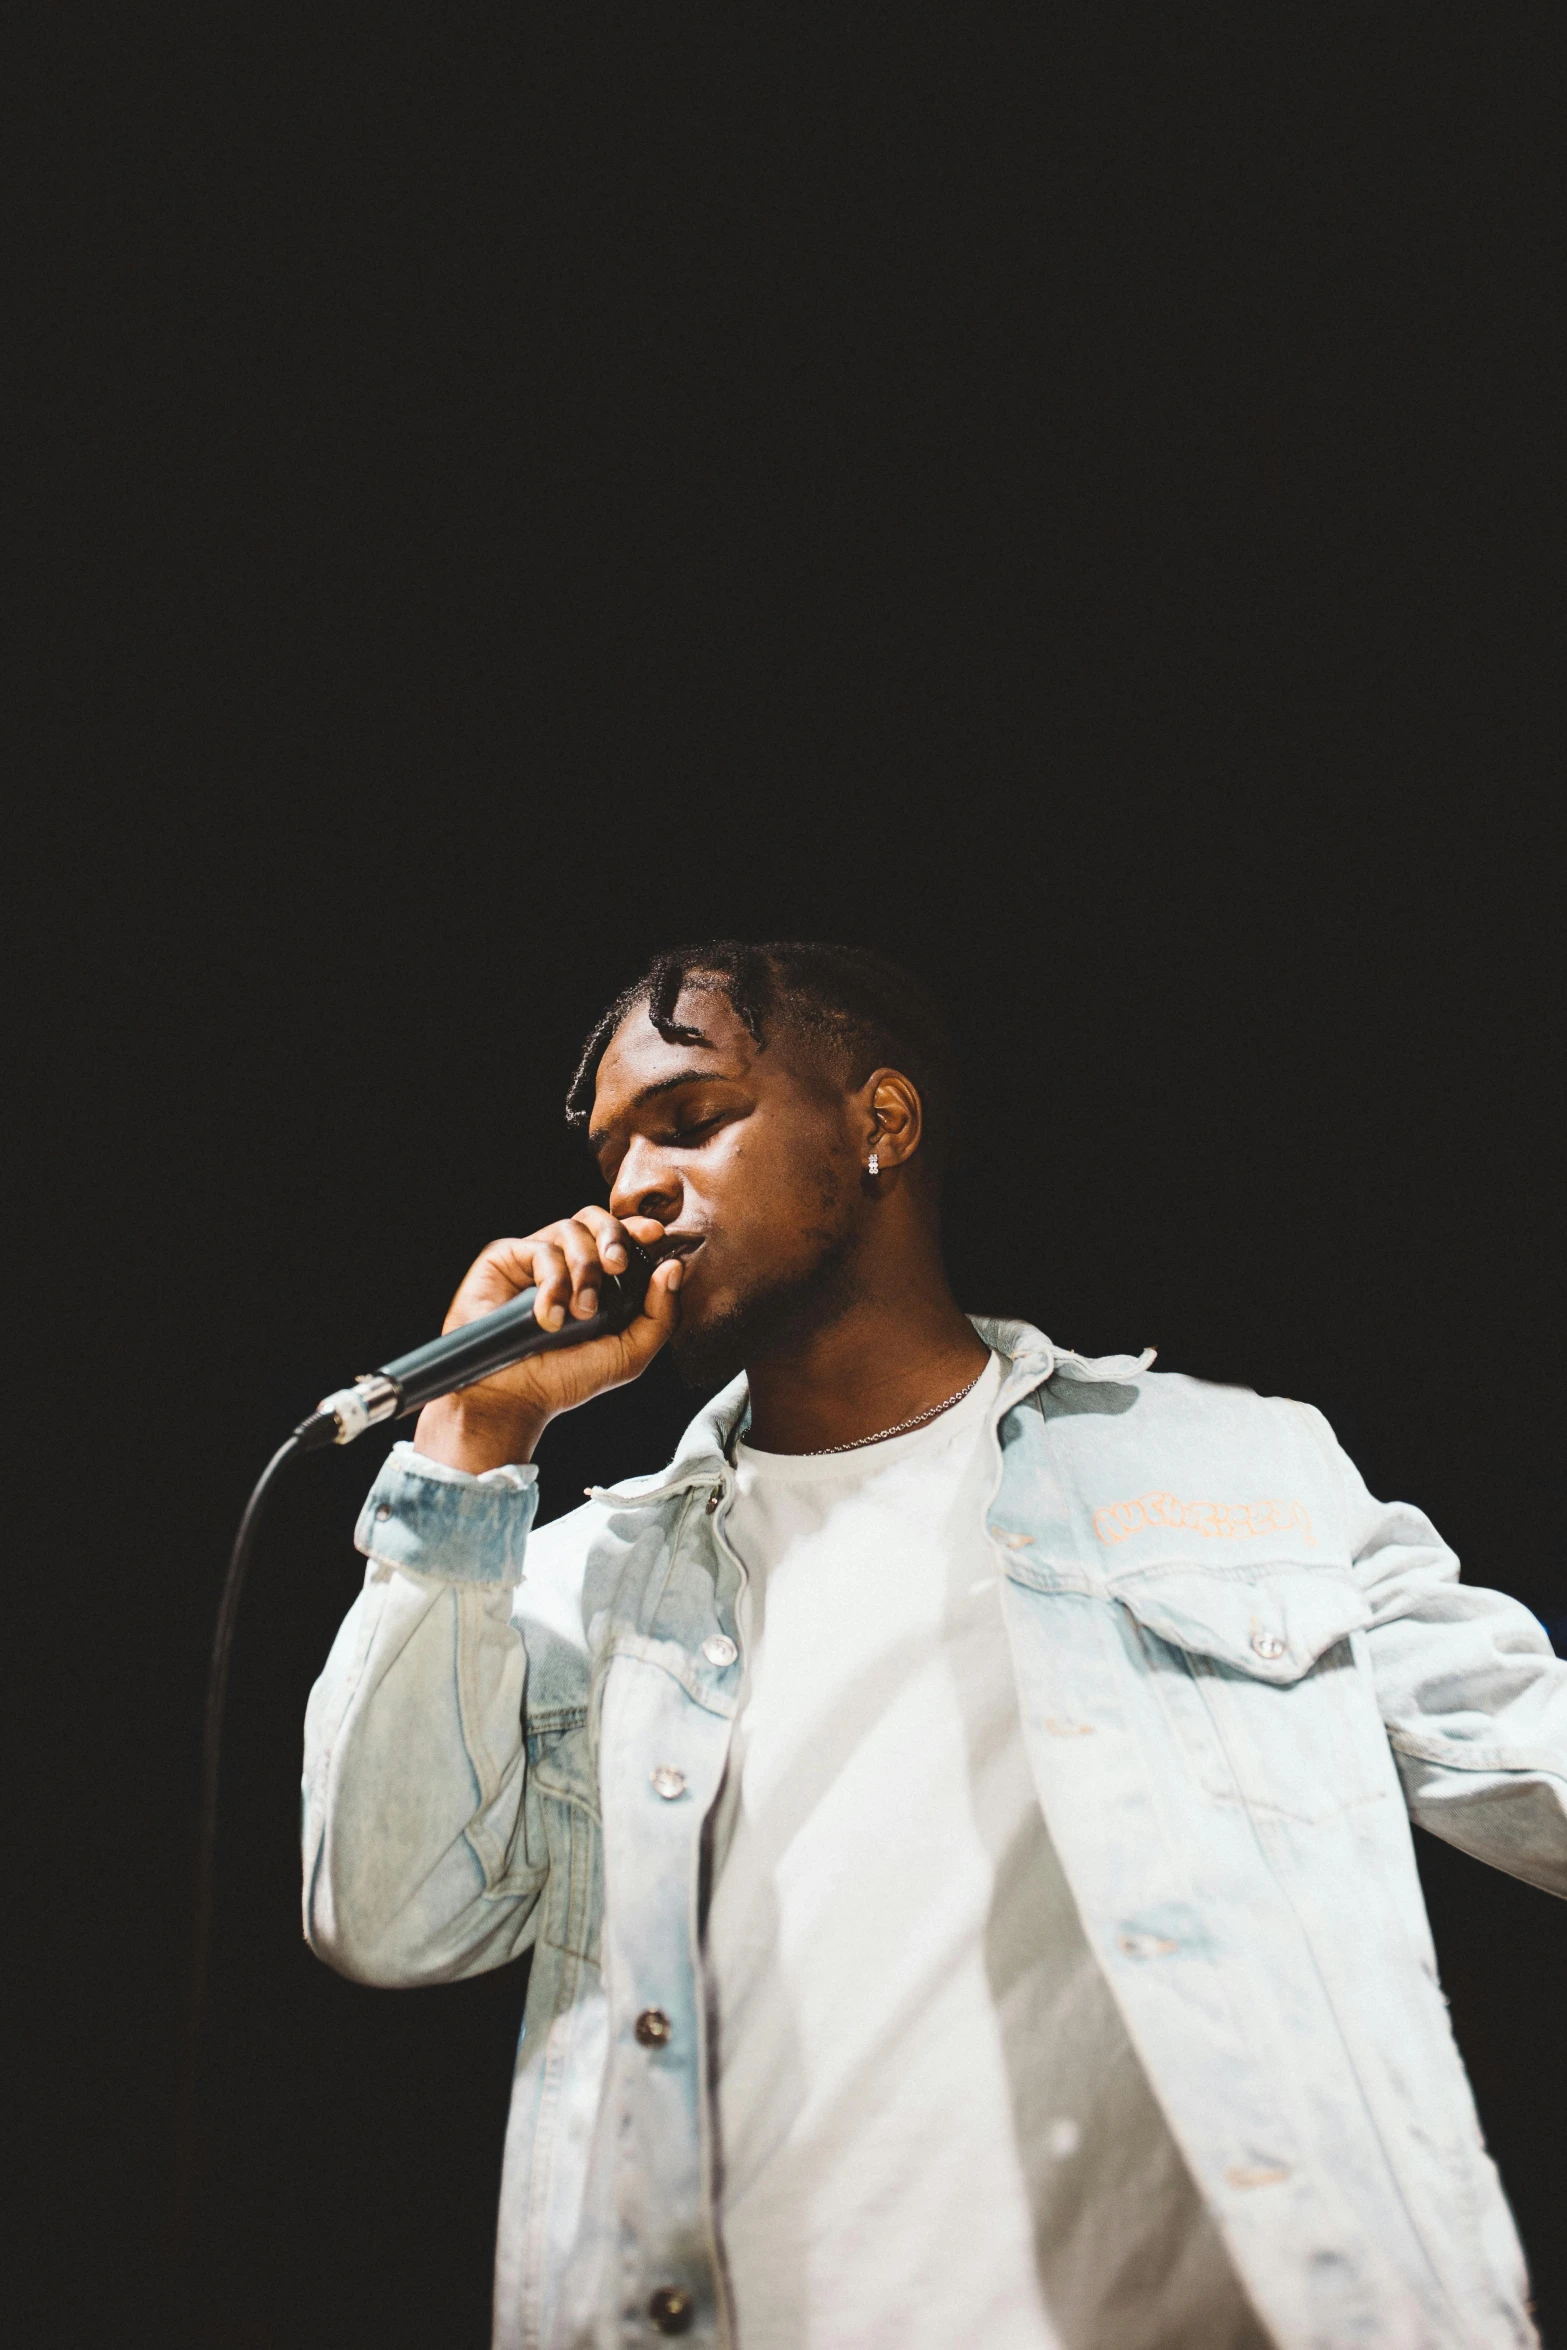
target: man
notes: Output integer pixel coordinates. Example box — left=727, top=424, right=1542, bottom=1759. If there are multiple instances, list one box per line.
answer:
left=303, top=939, right=1559, bottom=2350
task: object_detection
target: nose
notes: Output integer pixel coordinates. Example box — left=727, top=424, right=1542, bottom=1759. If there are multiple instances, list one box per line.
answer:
left=609, top=1138, right=682, bottom=1227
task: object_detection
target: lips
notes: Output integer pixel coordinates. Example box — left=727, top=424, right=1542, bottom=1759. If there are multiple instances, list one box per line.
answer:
left=654, top=1233, right=706, bottom=1269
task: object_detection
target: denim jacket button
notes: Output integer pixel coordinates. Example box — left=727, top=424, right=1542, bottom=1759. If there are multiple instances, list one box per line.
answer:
left=650, top=1766, right=687, bottom=1800
left=649, top=2285, right=694, bottom=2334
left=702, top=1634, right=738, bottom=1667
left=375, top=1504, right=392, bottom=1521
left=1251, top=1631, right=1287, bottom=1660
left=704, top=1489, right=722, bottom=1514
left=635, top=2008, right=673, bottom=2047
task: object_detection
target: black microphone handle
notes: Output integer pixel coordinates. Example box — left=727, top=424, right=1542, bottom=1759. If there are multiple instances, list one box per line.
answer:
left=383, top=1258, right=651, bottom=1409
left=296, top=1240, right=655, bottom=1448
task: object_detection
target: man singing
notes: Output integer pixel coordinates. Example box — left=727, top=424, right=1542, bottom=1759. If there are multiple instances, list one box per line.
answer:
left=303, top=939, right=1558, bottom=2349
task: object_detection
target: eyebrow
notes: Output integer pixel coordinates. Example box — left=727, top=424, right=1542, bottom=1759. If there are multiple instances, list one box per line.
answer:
left=587, top=1064, right=735, bottom=1153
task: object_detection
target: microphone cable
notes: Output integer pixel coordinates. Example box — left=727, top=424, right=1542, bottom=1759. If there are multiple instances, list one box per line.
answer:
left=168, top=1238, right=654, bottom=2273
left=170, top=1433, right=302, bottom=2268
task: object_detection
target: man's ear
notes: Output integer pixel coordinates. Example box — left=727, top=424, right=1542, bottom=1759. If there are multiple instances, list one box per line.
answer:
left=863, top=1069, right=923, bottom=1169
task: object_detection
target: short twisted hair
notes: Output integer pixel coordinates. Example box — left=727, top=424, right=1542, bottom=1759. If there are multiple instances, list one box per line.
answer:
left=565, top=940, right=959, bottom=1177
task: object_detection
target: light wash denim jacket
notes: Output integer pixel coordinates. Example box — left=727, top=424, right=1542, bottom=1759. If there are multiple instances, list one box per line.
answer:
left=302, top=1321, right=1565, bottom=2350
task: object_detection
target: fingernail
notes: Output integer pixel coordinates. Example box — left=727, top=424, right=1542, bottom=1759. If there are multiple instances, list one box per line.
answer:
left=579, top=1288, right=598, bottom=1317
left=605, top=1243, right=626, bottom=1266
left=667, top=1259, right=684, bottom=1289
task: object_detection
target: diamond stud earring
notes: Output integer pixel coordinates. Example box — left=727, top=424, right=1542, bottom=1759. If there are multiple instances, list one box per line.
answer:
left=867, top=1149, right=880, bottom=1175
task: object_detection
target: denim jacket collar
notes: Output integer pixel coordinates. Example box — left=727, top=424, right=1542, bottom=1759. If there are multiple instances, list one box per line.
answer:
left=587, top=1319, right=1157, bottom=1508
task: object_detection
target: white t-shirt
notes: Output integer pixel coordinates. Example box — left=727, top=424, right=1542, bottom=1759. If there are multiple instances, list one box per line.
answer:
left=706, top=1354, right=1263, bottom=2350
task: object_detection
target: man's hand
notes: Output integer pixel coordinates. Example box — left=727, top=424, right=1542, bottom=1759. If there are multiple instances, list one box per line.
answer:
left=412, top=1210, right=684, bottom=1473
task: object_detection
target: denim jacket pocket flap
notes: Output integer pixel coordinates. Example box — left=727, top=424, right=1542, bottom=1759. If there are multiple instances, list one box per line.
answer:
left=1108, top=1562, right=1371, bottom=1684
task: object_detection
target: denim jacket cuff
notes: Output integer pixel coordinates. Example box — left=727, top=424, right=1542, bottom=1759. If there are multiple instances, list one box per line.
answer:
left=353, top=1439, right=539, bottom=1587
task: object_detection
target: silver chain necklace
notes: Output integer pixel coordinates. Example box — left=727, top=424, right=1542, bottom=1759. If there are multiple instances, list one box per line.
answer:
left=800, top=1366, right=988, bottom=1456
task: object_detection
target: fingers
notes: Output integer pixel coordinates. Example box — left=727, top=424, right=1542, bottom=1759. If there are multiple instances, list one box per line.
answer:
left=554, top=1219, right=609, bottom=1325
left=613, top=1254, right=684, bottom=1371
left=442, top=1235, right=547, bottom=1330
left=528, top=1208, right=667, bottom=1333
left=443, top=1212, right=670, bottom=1340
left=423, top=1223, right=683, bottom=1465
left=527, top=1239, right=572, bottom=1331
left=570, top=1205, right=666, bottom=1276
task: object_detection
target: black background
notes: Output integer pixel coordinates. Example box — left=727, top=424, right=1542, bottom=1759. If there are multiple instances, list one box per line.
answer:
left=16, top=7, right=1564, bottom=2345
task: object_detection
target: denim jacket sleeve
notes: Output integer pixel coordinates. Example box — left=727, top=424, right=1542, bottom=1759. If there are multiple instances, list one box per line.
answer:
left=1297, top=1403, right=1567, bottom=1897
left=301, top=1442, right=557, bottom=1986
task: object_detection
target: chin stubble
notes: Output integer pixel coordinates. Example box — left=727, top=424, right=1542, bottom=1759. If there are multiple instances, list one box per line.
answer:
left=670, top=1227, right=863, bottom=1391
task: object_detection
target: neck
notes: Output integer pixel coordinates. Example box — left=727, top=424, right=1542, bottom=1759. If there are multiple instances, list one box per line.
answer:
left=740, top=1228, right=990, bottom=1454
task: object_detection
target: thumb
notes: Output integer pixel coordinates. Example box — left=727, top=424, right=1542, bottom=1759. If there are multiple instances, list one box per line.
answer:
left=614, top=1254, right=684, bottom=1373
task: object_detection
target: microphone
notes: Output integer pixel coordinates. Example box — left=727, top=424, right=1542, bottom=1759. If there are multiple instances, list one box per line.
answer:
left=294, top=1239, right=656, bottom=1449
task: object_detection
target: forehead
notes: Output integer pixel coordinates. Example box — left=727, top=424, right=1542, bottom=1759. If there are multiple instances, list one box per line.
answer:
left=589, top=988, right=757, bottom=1123
left=588, top=982, right=838, bottom=1142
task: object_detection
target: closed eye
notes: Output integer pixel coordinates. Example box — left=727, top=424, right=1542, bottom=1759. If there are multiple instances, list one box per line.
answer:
left=665, top=1113, right=725, bottom=1146
left=592, top=1109, right=730, bottom=1185
left=587, top=1072, right=750, bottom=1182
